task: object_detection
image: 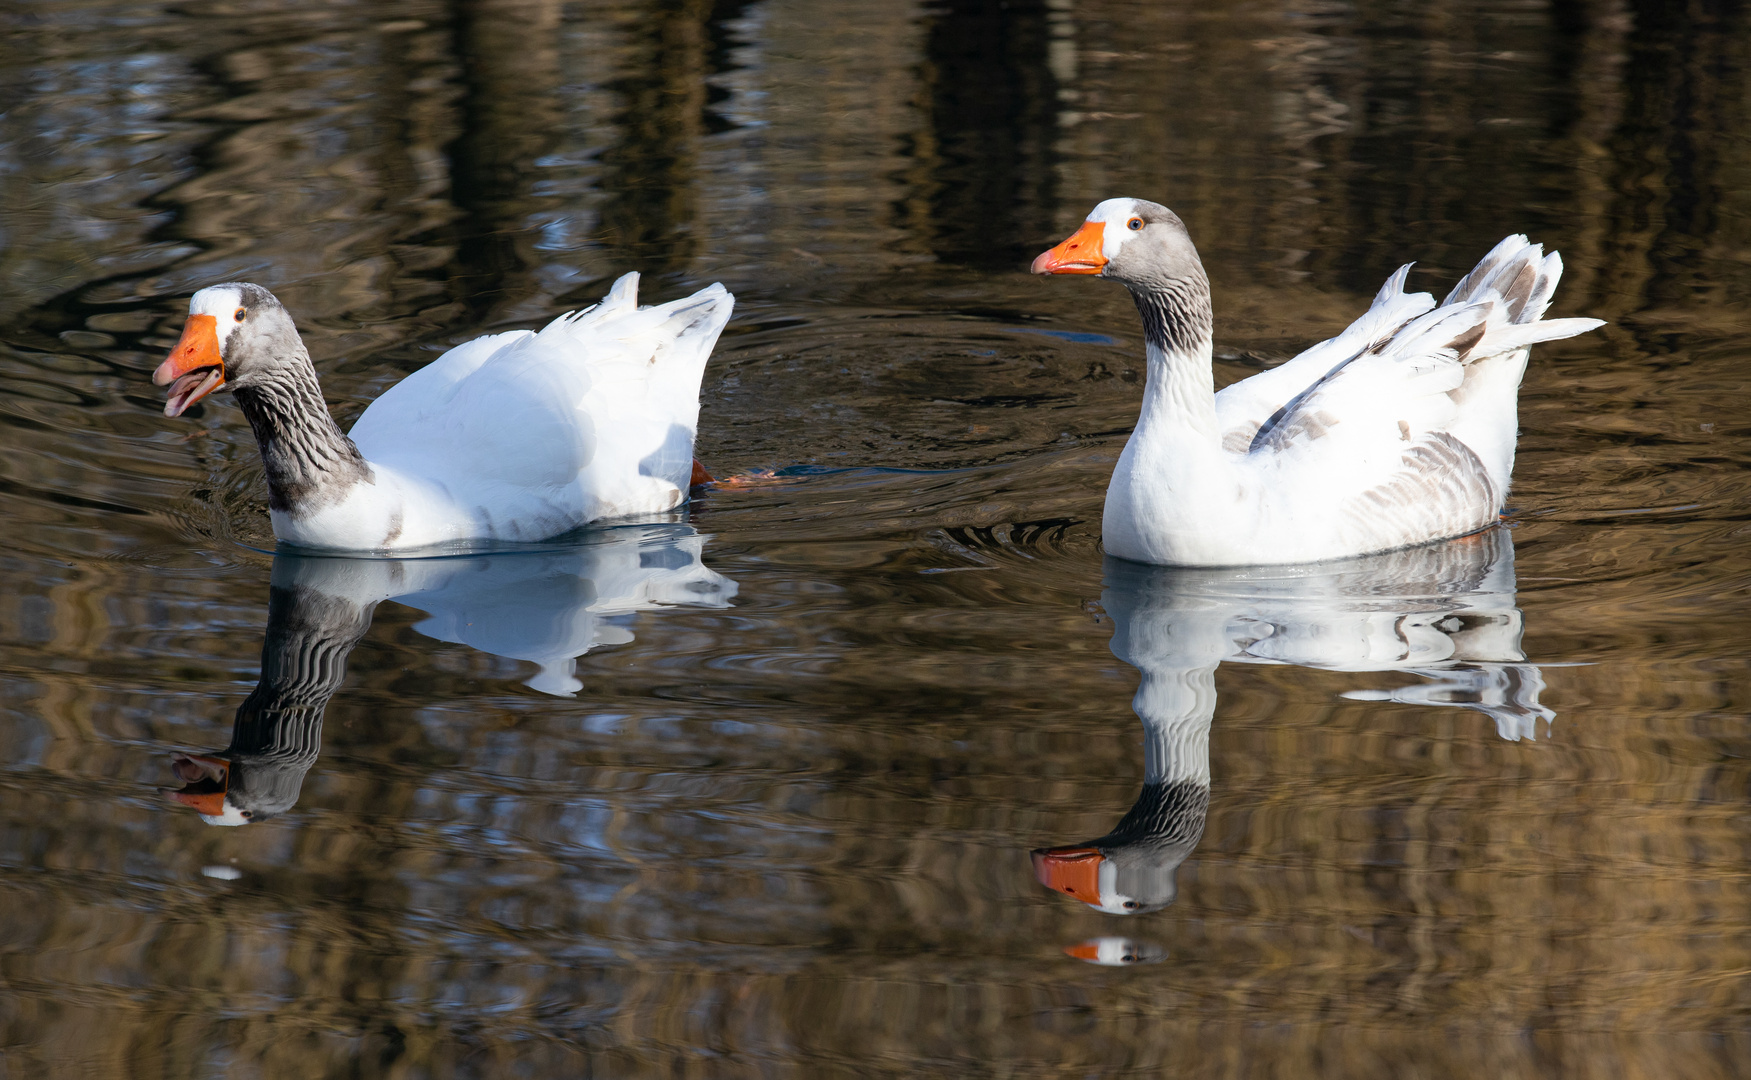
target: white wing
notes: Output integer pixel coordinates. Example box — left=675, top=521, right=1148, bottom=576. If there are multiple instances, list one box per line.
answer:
left=1217, top=239, right=1602, bottom=549
left=349, top=273, right=734, bottom=524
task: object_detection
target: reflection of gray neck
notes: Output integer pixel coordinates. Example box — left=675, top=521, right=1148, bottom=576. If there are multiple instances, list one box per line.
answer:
left=222, top=582, right=375, bottom=817
left=1096, top=665, right=1214, bottom=854
left=1140, top=680, right=1213, bottom=788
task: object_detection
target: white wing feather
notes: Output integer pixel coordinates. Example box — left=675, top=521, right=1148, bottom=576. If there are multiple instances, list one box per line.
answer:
left=334, top=272, right=733, bottom=544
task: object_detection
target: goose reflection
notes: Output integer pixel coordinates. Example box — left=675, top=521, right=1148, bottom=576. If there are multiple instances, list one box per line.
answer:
left=167, top=524, right=736, bottom=825
left=1033, top=529, right=1551, bottom=915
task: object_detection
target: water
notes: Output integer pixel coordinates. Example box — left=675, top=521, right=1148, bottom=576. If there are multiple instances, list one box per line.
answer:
left=3, top=0, right=1751, bottom=1075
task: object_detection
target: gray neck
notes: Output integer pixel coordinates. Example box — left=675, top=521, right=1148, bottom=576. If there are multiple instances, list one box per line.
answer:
left=232, top=349, right=371, bottom=514
left=1130, top=273, right=1212, bottom=358
left=1129, top=276, right=1218, bottom=436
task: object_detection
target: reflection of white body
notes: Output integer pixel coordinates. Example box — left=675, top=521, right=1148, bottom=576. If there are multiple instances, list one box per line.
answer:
left=1035, top=530, right=1550, bottom=914
left=169, top=524, right=736, bottom=826
left=289, top=523, right=737, bottom=696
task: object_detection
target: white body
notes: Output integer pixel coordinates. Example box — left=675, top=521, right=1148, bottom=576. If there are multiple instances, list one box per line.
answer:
left=230, top=274, right=732, bottom=551
left=1070, top=201, right=1604, bottom=566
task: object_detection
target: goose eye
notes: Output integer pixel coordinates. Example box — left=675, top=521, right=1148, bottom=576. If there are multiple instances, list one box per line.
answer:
left=234, top=308, right=246, bottom=322
left=1127, top=217, right=1144, bottom=232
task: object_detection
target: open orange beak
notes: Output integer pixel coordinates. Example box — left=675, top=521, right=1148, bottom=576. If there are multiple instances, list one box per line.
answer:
left=1031, top=220, right=1108, bottom=275
left=166, top=754, right=230, bottom=817
left=153, top=314, right=224, bottom=417
left=1031, top=845, right=1105, bottom=902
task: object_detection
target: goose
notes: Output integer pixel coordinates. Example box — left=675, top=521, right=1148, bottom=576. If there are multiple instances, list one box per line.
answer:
left=154, top=274, right=733, bottom=551
left=1032, top=199, right=1605, bottom=566
left=1032, top=531, right=1553, bottom=914
left=167, top=523, right=736, bottom=825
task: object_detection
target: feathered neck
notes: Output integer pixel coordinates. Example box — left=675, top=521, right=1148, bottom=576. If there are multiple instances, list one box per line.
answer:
left=1127, top=274, right=1218, bottom=438
left=227, top=582, right=372, bottom=758
left=212, top=580, right=376, bottom=820
left=230, top=343, right=371, bottom=514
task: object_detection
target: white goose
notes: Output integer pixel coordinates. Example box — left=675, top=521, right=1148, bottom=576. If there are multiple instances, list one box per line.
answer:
left=1033, top=199, right=1605, bottom=566
left=154, top=274, right=733, bottom=551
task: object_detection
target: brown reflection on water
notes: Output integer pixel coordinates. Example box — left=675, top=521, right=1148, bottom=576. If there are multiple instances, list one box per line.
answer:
left=0, top=0, right=1750, bottom=1076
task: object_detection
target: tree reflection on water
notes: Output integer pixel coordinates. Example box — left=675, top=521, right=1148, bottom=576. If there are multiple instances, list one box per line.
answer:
left=1, top=0, right=1749, bottom=1076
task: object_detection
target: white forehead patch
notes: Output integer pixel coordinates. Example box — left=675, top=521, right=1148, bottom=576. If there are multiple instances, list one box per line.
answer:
left=188, top=285, right=247, bottom=353
left=197, top=799, right=252, bottom=827
left=189, top=284, right=244, bottom=318
left=1090, top=857, right=1138, bottom=913
left=1084, top=199, right=1144, bottom=260
left=1087, top=198, right=1141, bottom=223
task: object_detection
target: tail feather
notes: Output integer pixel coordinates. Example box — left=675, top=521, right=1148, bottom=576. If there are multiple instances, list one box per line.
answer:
left=1443, top=237, right=1572, bottom=327
left=1483, top=316, right=1607, bottom=353
left=536, top=278, right=734, bottom=369
left=1443, top=235, right=1531, bottom=307
left=1514, top=252, right=1561, bottom=324
left=1425, top=237, right=1601, bottom=362
left=1371, top=263, right=1414, bottom=308
left=1391, top=297, right=1499, bottom=363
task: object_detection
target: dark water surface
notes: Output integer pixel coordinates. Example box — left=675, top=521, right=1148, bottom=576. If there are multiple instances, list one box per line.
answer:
left=4, top=0, right=1751, bottom=1076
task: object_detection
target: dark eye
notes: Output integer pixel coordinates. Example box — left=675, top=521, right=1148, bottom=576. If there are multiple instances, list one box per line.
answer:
left=1123, top=900, right=1138, bottom=909
left=234, top=308, right=246, bottom=322
left=1127, top=218, right=1144, bottom=231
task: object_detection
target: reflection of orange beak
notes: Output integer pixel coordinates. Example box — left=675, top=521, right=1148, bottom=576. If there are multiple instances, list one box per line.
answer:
left=1031, top=221, right=1108, bottom=275
left=167, top=789, right=228, bottom=816
left=1063, top=941, right=1104, bottom=961
left=166, top=754, right=231, bottom=817
left=154, top=314, right=224, bottom=417
left=1032, top=845, right=1104, bottom=902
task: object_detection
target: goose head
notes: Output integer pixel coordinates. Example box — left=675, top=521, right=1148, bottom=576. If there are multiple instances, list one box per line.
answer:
left=166, top=745, right=314, bottom=827
left=1031, top=838, right=1184, bottom=915
left=166, top=753, right=243, bottom=824
left=1031, top=198, right=1205, bottom=291
left=154, top=282, right=300, bottom=417
left=1031, top=777, right=1209, bottom=915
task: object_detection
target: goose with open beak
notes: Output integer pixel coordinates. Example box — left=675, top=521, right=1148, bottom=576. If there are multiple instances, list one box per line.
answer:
left=154, top=275, right=732, bottom=551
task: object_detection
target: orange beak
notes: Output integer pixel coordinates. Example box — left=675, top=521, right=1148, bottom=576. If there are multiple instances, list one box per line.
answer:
left=166, top=753, right=230, bottom=817
left=1032, top=845, right=1105, bottom=902
left=1031, top=220, right=1108, bottom=275
left=154, top=314, right=224, bottom=417
left=167, top=788, right=228, bottom=817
